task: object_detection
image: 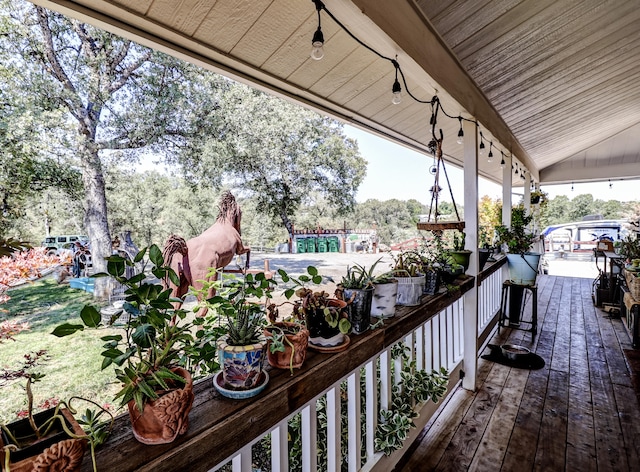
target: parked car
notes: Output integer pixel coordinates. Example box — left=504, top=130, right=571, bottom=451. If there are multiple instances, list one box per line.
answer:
left=41, top=235, right=88, bottom=255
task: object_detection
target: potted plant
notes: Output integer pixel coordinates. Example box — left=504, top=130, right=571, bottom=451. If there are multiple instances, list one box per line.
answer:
left=619, top=234, right=640, bottom=263
left=370, top=270, right=398, bottom=319
left=495, top=206, right=541, bottom=286
left=495, top=206, right=542, bottom=325
left=447, top=231, right=472, bottom=272
left=335, top=260, right=382, bottom=334
left=276, top=266, right=350, bottom=350
left=530, top=189, right=547, bottom=205
left=52, top=245, right=196, bottom=445
left=193, top=269, right=275, bottom=398
left=0, top=352, right=113, bottom=472
left=390, top=250, right=426, bottom=306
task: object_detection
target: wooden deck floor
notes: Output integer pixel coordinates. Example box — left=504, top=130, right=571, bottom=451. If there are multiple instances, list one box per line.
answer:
left=395, top=274, right=640, bottom=472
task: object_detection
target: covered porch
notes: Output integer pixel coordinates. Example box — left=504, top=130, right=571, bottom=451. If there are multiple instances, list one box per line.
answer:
left=397, top=273, right=640, bottom=471
left=26, top=1, right=640, bottom=470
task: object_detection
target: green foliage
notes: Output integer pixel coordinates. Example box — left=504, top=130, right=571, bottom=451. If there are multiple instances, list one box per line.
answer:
left=52, top=246, right=196, bottom=412
left=178, top=84, right=367, bottom=236
left=338, top=258, right=383, bottom=289
left=495, top=206, right=538, bottom=254
left=374, top=344, right=449, bottom=456
left=193, top=270, right=276, bottom=346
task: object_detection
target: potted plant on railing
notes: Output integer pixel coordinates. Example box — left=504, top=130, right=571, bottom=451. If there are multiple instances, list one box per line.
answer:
left=0, top=351, right=113, bottom=472
left=52, top=245, right=196, bottom=445
left=193, top=269, right=276, bottom=399
left=447, top=231, right=472, bottom=272
left=390, top=250, right=426, bottom=306
left=335, top=259, right=383, bottom=334
left=370, top=269, right=398, bottom=319
left=275, top=266, right=350, bottom=351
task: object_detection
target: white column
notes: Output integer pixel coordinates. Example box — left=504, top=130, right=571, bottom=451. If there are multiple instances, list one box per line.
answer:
left=524, top=171, right=531, bottom=215
left=502, top=156, right=513, bottom=227
left=462, top=119, right=478, bottom=391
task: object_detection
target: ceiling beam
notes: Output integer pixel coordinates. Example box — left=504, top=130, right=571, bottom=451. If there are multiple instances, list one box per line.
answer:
left=540, top=160, right=640, bottom=184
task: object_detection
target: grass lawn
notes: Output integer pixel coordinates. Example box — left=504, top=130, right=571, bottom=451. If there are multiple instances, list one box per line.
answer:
left=0, top=279, right=123, bottom=424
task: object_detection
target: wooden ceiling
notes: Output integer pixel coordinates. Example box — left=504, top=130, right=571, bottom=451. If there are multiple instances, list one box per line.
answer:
left=30, top=0, right=640, bottom=187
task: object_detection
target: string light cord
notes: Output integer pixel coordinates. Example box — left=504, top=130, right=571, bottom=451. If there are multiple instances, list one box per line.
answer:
left=313, top=1, right=520, bottom=174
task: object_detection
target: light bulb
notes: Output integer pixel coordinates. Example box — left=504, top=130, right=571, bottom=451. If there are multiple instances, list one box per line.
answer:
left=457, top=129, right=464, bottom=145
left=311, top=27, right=324, bottom=61
left=311, top=41, right=324, bottom=60
left=479, top=141, right=485, bottom=156
left=391, top=79, right=402, bottom=105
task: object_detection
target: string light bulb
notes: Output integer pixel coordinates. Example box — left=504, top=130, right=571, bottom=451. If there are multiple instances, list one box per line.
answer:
left=456, top=117, right=464, bottom=145
left=391, top=59, right=402, bottom=105
left=479, top=132, right=485, bottom=156
left=571, top=182, right=574, bottom=191
left=500, top=151, right=505, bottom=168
left=609, top=179, right=612, bottom=189
left=310, top=1, right=325, bottom=60
left=487, top=142, right=493, bottom=162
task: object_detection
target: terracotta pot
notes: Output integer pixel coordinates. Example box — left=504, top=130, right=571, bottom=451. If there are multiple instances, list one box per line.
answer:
left=0, top=408, right=87, bottom=472
left=264, top=322, right=310, bottom=371
left=127, top=367, right=194, bottom=445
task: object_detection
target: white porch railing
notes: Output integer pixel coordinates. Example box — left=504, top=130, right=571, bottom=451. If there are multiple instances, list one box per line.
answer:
left=211, top=298, right=465, bottom=472
left=85, top=267, right=510, bottom=472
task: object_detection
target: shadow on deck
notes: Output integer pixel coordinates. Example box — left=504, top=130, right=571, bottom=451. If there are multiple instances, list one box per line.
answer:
left=396, top=274, right=640, bottom=471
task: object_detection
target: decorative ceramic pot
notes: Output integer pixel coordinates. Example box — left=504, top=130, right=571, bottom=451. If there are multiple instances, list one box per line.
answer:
left=395, top=274, right=425, bottom=306
left=264, top=322, right=310, bottom=371
left=449, top=250, right=472, bottom=271
left=423, top=270, right=440, bottom=296
left=371, top=280, right=398, bottom=318
left=306, top=299, right=348, bottom=346
left=342, top=287, right=374, bottom=334
left=0, top=408, right=87, bottom=472
left=127, top=367, right=194, bottom=445
left=217, top=337, right=267, bottom=390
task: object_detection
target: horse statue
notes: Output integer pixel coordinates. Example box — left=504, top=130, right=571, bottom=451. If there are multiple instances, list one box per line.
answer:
left=162, top=191, right=250, bottom=316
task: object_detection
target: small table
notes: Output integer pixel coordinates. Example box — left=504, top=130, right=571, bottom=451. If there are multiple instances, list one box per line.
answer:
left=499, top=281, right=538, bottom=338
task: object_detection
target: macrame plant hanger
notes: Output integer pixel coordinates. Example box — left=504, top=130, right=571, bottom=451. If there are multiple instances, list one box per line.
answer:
left=417, top=101, right=465, bottom=232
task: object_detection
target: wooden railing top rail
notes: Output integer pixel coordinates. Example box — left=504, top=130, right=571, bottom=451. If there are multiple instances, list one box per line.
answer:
left=80, top=276, right=474, bottom=472
left=478, top=255, right=507, bottom=285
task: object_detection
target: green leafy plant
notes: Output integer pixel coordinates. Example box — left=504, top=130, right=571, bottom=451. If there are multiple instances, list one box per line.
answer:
left=193, top=269, right=276, bottom=347
left=495, top=206, right=539, bottom=255
left=0, top=352, right=113, bottom=472
left=52, top=245, right=195, bottom=413
left=619, top=234, right=640, bottom=262
left=452, top=231, right=466, bottom=251
left=276, top=266, right=351, bottom=334
left=338, top=258, right=383, bottom=289
left=374, top=343, right=449, bottom=455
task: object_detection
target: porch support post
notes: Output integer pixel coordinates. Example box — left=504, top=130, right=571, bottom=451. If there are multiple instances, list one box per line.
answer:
left=462, top=119, right=478, bottom=391
left=502, top=156, right=513, bottom=227
left=524, top=170, right=531, bottom=215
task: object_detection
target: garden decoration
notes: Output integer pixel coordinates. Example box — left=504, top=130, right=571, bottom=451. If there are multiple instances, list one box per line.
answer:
left=162, top=191, right=250, bottom=317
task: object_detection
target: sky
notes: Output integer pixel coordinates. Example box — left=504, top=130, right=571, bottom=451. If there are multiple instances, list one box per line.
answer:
left=345, top=125, right=639, bottom=205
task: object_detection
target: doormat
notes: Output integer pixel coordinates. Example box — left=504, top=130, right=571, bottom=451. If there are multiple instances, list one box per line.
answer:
left=623, top=349, right=640, bottom=407
left=481, top=344, right=546, bottom=370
